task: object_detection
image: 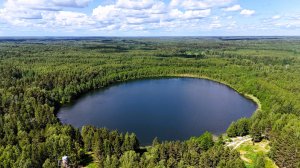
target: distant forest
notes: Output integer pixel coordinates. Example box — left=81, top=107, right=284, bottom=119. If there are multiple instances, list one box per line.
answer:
left=0, top=37, right=299, bottom=168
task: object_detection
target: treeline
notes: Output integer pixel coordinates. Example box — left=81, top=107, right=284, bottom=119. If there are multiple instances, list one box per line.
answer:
left=81, top=126, right=244, bottom=168
left=0, top=123, right=83, bottom=167
left=81, top=126, right=139, bottom=159
left=0, top=38, right=299, bottom=167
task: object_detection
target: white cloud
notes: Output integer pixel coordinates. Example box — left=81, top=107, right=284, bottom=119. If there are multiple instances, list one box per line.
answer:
left=4, top=0, right=92, bottom=10
left=223, top=5, right=241, bottom=12
left=209, top=17, right=222, bottom=29
left=91, top=0, right=213, bottom=30
left=92, top=4, right=163, bottom=27
left=170, top=0, right=234, bottom=10
left=116, top=0, right=156, bottom=10
left=270, top=14, right=300, bottom=28
left=182, top=9, right=211, bottom=19
left=0, top=0, right=95, bottom=31
left=240, top=9, right=255, bottom=16
left=45, top=11, right=95, bottom=27
left=167, top=8, right=211, bottom=21
left=227, top=16, right=233, bottom=19
left=0, top=0, right=95, bottom=25
left=0, top=7, right=42, bottom=20
left=1, top=0, right=269, bottom=34
left=52, top=0, right=92, bottom=8
left=272, top=15, right=281, bottom=19
left=92, top=5, right=119, bottom=22
left=148, top=1, right=166, bottom=14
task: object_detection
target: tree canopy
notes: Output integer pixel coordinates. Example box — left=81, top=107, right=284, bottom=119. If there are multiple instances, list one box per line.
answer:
left=0, top=37, right=299, bottom=167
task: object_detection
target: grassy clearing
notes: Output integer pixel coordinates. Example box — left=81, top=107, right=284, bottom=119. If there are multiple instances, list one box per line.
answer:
left=236, top=139, right=278, bottom=168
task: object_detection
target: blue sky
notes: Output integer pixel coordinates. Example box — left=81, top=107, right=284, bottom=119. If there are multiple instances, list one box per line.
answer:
left=0, top=0, right=300, bottom=36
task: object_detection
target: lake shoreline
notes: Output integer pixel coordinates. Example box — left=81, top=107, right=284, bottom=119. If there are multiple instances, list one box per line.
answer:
left=58, top=76, right=258, bottom=145
left=172, top=74, right=261, bottom=114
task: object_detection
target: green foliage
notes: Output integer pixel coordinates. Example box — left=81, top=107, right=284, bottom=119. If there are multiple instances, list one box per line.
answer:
left=254, top=154, right=266, bottom=168
left=42, top=159, right=56, bottom=168
left=0, top=38, right=299, bottom=167
left=227, top=118, right=250, bottom=137
left=103, top=155, right=119, bottom=168
left=187, top=131, right=214, bottom=151
left=152, top=137, right=160, bottom=146
left=119, top=151, right=140, bottom=168
left=250, top=120, right=263, bottom=142
left=218, top=159, right=245, bottom=168
left=269, top=119, right=300, bottom=168
left=199, top=145, right=245, bottom=168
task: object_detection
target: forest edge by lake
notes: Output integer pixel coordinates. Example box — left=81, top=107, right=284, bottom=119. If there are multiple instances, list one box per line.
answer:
left=58, top=76, right=259, bottom=144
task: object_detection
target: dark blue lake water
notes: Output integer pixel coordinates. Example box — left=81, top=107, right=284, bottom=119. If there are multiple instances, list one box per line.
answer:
left=58, top=78, right=257, bottom=145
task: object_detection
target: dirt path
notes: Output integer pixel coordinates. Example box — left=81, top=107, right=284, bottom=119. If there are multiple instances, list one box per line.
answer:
left=225, top=135, right=252, bottom=149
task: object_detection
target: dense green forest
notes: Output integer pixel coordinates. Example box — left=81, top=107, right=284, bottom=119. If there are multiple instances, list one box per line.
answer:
left=0, top=37, right=299, bottom=168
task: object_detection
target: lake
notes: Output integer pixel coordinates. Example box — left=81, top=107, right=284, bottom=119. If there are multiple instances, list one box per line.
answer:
left=58, top=78, right=257, bottom=145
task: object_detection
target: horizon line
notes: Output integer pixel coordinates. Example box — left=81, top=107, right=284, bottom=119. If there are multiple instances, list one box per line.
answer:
left=1, top=35, right=300, bottom=38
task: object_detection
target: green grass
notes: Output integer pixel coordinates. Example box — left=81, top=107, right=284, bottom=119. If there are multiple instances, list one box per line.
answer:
left=85, top=162, right=97, bottom=168
left=237, top=139, right=278, bottom=168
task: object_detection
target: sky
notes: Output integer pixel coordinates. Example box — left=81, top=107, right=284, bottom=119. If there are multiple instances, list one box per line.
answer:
left=0, top=0, right=300, bottom=36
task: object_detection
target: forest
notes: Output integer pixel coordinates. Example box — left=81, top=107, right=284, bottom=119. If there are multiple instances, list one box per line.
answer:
left=0, top=37, right=299, bottom=168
